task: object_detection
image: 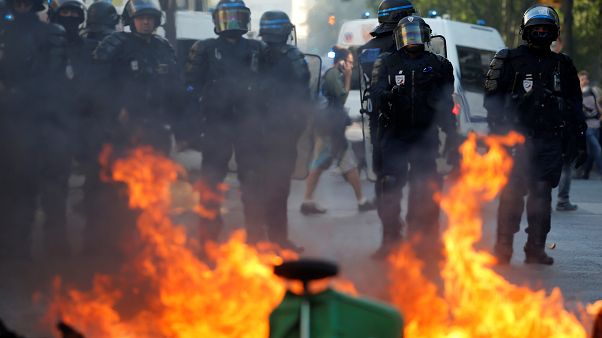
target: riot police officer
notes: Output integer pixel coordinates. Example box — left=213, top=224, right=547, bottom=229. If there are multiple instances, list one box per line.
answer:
left=82, top=0, right=119, bottom=43
left=0, top=0, right=66, bottom=258
left=38, top=0, right=98, bottom=256
left=184, top=0, right=267, bottom=244
left=371, top=16, right=458, bottom=259
left=87, top=0, right=179, bottom=254
left=484, top=5, right=586, bottom=265
left=259, top=10, right=309, bottom=251
left=357, top=0, right=415, bottom=150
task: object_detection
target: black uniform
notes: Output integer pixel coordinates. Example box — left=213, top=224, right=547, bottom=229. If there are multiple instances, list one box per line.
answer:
left=0, top=11, right=66, bottom=257
left=484, top=45, right=584, bottom=263
left=358, top=0, right=415, bottom=175
left=94, top=32, right=178, bottom=153
left=85, top=31, right=179, bottom=254
left=371, top=49, right=455, bottom=249
left=485, top=5, right=586, bottom=265
left=185, top=35, right=266, bottom=241
left=262, top=42, right=310, bottom=245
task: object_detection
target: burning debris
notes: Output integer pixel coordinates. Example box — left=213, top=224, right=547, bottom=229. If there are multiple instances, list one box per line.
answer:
left=387, top=132, right=595, bottom=338
left=41, top=135, right=600, bottom=337
left=48, top=146, right=295, bottom=337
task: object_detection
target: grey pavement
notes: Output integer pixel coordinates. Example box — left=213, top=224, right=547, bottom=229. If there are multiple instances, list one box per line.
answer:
left=1, top=166, right=601, bottom=336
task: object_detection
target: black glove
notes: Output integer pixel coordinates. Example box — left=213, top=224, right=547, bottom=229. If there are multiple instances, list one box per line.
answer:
left=574, top=149, right=588, bottom=169
left=574, top=131, right=588, bottom=169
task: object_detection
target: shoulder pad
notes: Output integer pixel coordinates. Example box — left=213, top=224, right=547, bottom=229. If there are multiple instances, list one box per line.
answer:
left=152, top=34, right=173, bottom=49
left=47, top=22, right=66, bottom=35
left=282, top=45, right=305, bottom=61
left=93, top=32, right=129, bottom=61
left=493, top=48, right=510, bottom=60
left=246, top=38, right=267, bottom=52
left=46, top=23, right=66, bottom=47
left=556, top=52, right=574, bottom=65
left=359, top=48, right=381, bottom=65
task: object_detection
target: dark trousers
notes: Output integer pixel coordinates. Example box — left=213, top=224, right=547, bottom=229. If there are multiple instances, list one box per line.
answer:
left=83, top=120, right=172, bottom=255
left=0, top=116, right=73, bottom=257
left=496, top=136, right=563, bottom=245
left=375, top=131, right=441, bottom=242
left=0, top=117, right=37, bottom=257
left=200, top=114, right=266, bottom=242
left=263, top=127, right=300, bottom=244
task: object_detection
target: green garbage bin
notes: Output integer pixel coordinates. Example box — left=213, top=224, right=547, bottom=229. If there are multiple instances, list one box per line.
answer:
left=270, top=288, right=403, bottom=338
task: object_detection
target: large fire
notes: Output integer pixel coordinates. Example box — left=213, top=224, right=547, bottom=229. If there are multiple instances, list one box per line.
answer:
left=388, top=132, right=598, bottom=338
left=45, top=133, right=601, bottom=337
left=48, top=146, right=293, bottom=337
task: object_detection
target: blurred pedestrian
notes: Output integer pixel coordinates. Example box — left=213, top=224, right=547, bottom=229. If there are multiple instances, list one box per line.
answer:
left=577, top=71, right=602, bottom=179
left=300, top=47, right=376, bottom=215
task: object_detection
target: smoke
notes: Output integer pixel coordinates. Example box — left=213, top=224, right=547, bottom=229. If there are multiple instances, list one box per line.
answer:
left=304, top=0, right=372, bottom=55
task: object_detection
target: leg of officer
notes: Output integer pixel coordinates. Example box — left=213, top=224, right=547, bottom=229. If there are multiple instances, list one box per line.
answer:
left=494, top=144, right=529, bottom=264
left=39, top=124, right=72, bottom=257
left=234, top=114, right=268, bottom=243
left=405, top=137, right=440, bottom=241
left=199, top=122, right=234, bottom=242
left=373, top=133, right=407, bottom=258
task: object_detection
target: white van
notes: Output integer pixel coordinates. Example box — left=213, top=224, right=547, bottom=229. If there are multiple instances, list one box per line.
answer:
left=336, top=17, right=506, bottom=135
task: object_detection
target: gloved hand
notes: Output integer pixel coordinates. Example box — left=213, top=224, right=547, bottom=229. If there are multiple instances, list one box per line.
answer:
left=574, top=131, right=588, bottom=169
left=574, top=149, right=588, bottom=169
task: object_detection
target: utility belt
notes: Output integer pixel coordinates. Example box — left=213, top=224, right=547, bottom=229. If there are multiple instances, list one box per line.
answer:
left=525, top=123, right=565, bottom=138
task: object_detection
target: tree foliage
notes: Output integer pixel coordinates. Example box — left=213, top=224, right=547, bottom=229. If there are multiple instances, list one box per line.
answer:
left=366, top=0, right=602, bottom=82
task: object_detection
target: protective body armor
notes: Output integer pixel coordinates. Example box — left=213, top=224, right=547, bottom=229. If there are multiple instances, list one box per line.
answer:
left=484, top=45, right=584, bottom=135
left=357, top=34, right=396, bottom=118
left=94, top=31, right=178, bottom=121
left=0, top=13, right=65, bottom=102
left=263, top=43, right=310, bottom=126
left=372, top=50, right=455, bottom=139
left=185, top=36, right=265, bottom=119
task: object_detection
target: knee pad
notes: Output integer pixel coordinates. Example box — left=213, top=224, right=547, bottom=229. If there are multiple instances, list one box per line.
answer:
left=531, top=181, right=552, bottom=199
left=378, top=175, right=402, bottom=195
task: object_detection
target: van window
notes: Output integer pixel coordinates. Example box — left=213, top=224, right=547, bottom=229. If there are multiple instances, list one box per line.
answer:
left=456, top=46, right=495, bottom=93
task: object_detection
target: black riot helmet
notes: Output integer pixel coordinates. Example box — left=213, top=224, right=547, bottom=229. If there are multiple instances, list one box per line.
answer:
left=520, top=5, right=560, bottom=43
left=49, top=0, right=85, bottom=24
left=86, top=1, right=119, bottom=33
left=6, top=0, right=45, bottom=13
left=122, top=0, right=162, bottom=27
left=373, top=0, right=415, bottom=36
left=212, top=0, right=251, bottom=36
left=259, top=10, right=293, bottom=44
left=394, top=15, right=431, bottom=51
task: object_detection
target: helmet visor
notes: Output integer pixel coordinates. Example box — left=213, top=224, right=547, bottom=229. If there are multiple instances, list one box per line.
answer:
left=128, top=0, right=161, bottom=17
left=394, top=21, right=429, bottom=50
left=523, top=6, right=559, bottom=27
left=214, top=6, right=250, bottom=33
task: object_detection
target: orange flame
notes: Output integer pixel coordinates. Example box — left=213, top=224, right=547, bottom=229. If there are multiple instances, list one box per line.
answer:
left=48, top=147, right=291, bottom=337
left=388, top=132, right=594, bottom=338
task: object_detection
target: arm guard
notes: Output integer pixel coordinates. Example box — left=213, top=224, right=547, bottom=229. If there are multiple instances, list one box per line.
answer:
left=184, top=39, right=213, bottom=97
left=484, top=48, right=511, bottom=134
left=370, top=53, right=393, bottom=115
left=93, top=32, right=128, bottom=62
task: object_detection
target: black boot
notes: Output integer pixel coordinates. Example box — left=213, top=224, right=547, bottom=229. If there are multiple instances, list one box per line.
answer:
left=493, top=234, right=514, bottom=265
left=524, top=236, right=554, bottom=265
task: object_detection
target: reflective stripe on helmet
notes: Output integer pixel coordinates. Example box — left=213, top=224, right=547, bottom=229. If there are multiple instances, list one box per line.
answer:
left=378, top=4, right=413, bottom=17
